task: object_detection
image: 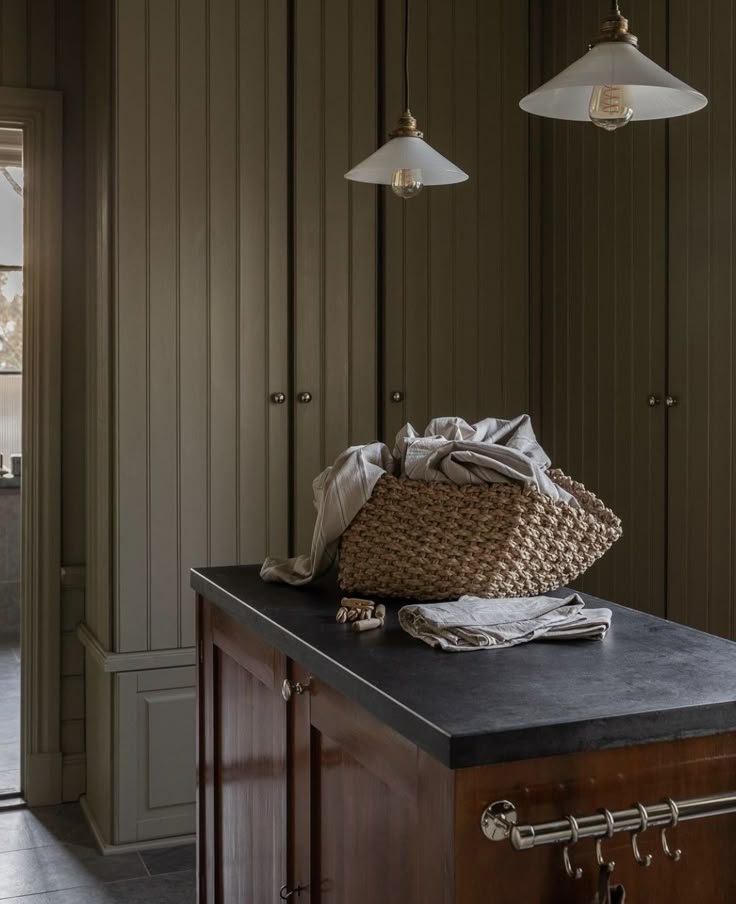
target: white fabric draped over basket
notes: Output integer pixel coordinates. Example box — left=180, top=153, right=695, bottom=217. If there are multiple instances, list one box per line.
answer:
left=261, top=415, right=579, bottom=586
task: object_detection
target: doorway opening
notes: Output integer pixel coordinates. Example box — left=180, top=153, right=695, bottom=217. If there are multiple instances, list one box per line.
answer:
left=0, top=126, right=23, bottom=797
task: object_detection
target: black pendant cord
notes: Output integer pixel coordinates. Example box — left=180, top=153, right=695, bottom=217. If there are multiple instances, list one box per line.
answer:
left=403, top=0, right=410, bottom=111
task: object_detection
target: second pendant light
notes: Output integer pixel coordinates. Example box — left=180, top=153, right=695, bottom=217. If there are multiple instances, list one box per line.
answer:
left=519, top=1, right=707, bottom=129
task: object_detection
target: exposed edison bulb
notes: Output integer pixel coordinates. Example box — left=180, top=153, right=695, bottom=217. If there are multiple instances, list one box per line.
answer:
left=391, top=168, right=423, bottom=199
left=589, top=85, right=634, bottom=131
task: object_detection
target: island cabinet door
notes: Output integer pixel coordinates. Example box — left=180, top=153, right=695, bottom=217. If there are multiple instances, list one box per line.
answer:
left=289, top=662, right=455, bottom=904
left=198, top=599, right=288, bottom=903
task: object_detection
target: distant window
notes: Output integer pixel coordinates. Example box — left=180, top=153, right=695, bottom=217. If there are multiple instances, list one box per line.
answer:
left=0, top=149, right=23, bottom=374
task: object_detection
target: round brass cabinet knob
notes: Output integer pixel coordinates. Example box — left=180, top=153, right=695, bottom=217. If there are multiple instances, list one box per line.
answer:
left=665, top=396, right=679, bottom=408
left=297, top=391, right=312, bottom=404
left=281, top=678, right=312, bottom=702
left=647, top=395, right=661, bottom=407
left=390, top=390, right=404, bottom=403
left=270, top=392, right=286, bottom=404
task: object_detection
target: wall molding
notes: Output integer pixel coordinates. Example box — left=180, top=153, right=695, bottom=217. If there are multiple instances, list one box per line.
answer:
left=80, top=794, right=195, bottom=856
left=0, top=87, right=64, bottom=806
left=61, top=565, right=87, bottom=590
left=76, top=621, right=196, bottom=673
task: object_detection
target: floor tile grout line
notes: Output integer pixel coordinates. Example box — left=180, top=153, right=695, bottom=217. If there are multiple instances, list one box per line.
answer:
left=99, top=867, right=196, bottom=886
left=137, top=849, right=152, bottom=877
left=0, top=869, right=197, bottom=901
left=0, top=841, right=102, bottom=856
left=0, top=887, right=93, bottom=902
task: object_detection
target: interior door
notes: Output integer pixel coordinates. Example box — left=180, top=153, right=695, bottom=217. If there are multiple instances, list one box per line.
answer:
left=198, top=599, right=287, bottom=903
left=292, top=0, right=379, bottom=553
left=537, top=0, right=668, bottom=617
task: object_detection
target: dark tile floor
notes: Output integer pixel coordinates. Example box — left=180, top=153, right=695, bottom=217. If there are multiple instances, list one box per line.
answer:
left=0, top=634, right=20, bottom=795
left=0, top=804, right=195, bottom=902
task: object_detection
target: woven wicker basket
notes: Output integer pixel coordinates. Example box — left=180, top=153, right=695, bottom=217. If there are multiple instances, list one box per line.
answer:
left=338, top=469, right=622, bottom=601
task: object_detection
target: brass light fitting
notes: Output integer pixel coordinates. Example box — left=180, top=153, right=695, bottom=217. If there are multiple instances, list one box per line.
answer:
left=589, top=0, right=639, bottom=48
left=389, top=110, right=424, bottom=139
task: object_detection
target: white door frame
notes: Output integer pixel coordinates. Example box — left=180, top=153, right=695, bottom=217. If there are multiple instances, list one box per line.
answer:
left=0, top=87, right=63, bottom=805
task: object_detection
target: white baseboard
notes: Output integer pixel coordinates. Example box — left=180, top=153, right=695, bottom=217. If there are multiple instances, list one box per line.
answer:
left=79, top=794, right=195, bottom=856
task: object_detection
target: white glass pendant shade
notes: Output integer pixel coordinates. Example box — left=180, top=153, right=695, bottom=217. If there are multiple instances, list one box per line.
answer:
left=345, top=136, right=468, bottom=187
left=520, top=41, right=707, bottom=122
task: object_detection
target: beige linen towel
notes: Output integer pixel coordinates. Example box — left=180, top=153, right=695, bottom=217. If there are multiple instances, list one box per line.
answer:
left=398, top=594, right=612, bottom=652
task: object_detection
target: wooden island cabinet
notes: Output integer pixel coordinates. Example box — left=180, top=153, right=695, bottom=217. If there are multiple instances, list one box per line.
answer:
left=195, top=566, right=736, bottom=903
left=198, top=600, right=452, bottom=903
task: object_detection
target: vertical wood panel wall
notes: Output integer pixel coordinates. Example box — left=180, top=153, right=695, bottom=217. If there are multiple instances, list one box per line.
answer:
left=668, top=0, right=736, bottom=638
left=115, top=0, right=289, bottom=653
left=538, top=0, right=668, bottom=616
left=293, top=0, right=378, bottom=551
left=382, top=0, right=532, bottom=442
left=113, top=0, right=537, bottom=642
left=0, top=0, right=88, bottom=798
left=112, top=0, right=539, bottom=644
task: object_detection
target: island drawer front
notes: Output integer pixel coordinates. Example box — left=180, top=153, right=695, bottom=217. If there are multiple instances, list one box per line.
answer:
left=455, top=733, right=736, bottom=903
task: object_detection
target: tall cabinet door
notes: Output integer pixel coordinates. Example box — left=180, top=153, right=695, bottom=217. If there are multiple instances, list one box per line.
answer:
left=293, top=0, right=379, bottom=552
left=198, top=600, right=288, bottom=903
left=537, top=0, right=668, bottom=617
left=382, top=0, right=532, bottom=440
left=114, top=0, right=290, bottom=656
left=668, top=0, right=736, bottom=639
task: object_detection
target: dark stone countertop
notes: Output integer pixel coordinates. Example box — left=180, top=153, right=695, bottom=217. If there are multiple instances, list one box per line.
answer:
left=191, top=564, right=736, bottom=769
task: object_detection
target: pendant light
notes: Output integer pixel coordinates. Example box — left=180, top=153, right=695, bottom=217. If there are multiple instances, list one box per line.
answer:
left=344, top=0, right=468, bottom=198
left=519, top=1, right=707, bottom=130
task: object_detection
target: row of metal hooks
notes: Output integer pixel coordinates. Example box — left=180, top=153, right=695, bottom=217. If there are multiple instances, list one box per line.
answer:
left=563, top=798, right=683, bottom=880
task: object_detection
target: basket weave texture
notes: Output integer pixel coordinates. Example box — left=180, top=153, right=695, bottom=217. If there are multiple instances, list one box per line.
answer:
left=338, top=469, right=622, bottom=601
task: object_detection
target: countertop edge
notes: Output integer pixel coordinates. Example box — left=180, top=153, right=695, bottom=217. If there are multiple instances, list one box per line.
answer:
left=192, top=568, right=454, bottom=766
left=449, top=703, right=736, bottom=768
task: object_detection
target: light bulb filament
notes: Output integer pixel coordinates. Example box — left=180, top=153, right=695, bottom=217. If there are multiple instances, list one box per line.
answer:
left=391, top=167, right=423, bottom=199
left=589, top=84, right=634, bottom=131
left=601, top=85, right=623, bottom=113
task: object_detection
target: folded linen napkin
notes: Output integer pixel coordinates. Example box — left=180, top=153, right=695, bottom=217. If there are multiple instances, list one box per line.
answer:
left=398, top=593, right=612, bottom=652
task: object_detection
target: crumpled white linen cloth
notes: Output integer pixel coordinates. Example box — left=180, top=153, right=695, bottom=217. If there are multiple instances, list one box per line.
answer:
left=260, top=414, right=579, bottom=586
left=398, top=594, right=612, bottom=652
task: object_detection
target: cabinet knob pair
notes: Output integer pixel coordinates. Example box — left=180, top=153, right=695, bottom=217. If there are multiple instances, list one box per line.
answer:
left=648, top=395, right=678, bottom=407
left=270, top=392, right=313, bottom=404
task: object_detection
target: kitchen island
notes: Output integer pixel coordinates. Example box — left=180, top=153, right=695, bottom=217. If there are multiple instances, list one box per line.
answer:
left=193, top=564, right=736, bottom=903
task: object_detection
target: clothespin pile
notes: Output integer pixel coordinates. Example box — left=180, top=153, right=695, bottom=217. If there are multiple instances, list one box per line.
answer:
left=336, top=598, right=386, bottom=633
